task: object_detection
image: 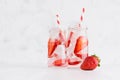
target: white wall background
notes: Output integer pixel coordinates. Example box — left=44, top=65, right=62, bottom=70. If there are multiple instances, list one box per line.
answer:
left=0, top=0, right=120, bottom=66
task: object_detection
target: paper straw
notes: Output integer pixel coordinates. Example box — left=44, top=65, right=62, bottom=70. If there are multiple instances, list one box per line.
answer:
left=56, top=14, right=61, bottom=25
left=80, top=8, right=85, bottom=22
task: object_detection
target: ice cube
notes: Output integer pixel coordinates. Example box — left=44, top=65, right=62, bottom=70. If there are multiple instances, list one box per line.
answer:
left=53, top=44, right=66, bottom=59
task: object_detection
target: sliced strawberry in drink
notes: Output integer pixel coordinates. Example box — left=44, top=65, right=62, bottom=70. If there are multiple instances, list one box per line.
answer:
left=48, top=39, right=61, bottom=58
left=48, top=39, right=56, bottom=58
left=74, top=53, right=82, bottom=59
left=53, top=59, right=66, bottom=66
left=74, top=36, right=88, bottom=54
left=68, top=58, right=81, bottom=65
left=55, top=39, right=61, bottom=45
left=74, top=52, right=88, bottom=59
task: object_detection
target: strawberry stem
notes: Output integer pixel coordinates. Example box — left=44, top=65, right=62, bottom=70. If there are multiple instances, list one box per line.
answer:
left=92, top=54, right=101, bottom=67
left=98, top=63, right=100, bottom=67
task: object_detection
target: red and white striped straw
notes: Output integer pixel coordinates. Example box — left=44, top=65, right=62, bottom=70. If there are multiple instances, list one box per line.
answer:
left=56, top=14, right=61, bottom=25
left=56, top=14, right=65, bottom=42
left=80, top=8, right=85, bottom=22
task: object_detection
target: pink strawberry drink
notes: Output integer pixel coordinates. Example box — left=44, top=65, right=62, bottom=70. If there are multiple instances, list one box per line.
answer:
left=48, top=27, right=67, bottom=67
left=66, top=24, right=88, bottom=66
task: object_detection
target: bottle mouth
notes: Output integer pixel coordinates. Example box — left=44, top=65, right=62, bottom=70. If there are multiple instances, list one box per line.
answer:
left=81, top=27, right=88, bottom=30
left=68, top=25, right=88, bottom=32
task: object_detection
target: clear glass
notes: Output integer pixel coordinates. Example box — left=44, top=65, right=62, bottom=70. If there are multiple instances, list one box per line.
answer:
left=66, top=23, right=88, bottom=67
left=47, top=23, right=88, bottom=67
left=48, top=27, right=67, bottom=67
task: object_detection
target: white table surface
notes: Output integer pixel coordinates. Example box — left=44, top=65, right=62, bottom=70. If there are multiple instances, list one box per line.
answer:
left=0, top=0, right=120, bottom=80
left=0, top=64, right=119, bottom=80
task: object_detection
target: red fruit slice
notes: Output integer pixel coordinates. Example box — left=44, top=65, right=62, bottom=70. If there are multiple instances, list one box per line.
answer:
left=74, top=36, right=88, bottom=54
left=80, top=55, right=100, bottom=70
left=48, top=39, right=61, bottom=58
left=74, top=52, right=88, bottom=59
left=74, top=52, right=82, bottom=59
left=68, top=58, right=81, bottom=65
left=53, top=59, right=63, bottom=66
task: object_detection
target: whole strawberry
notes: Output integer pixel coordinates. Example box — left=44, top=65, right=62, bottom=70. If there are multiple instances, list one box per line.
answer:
left=80, top=55, right=100, bottom=70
